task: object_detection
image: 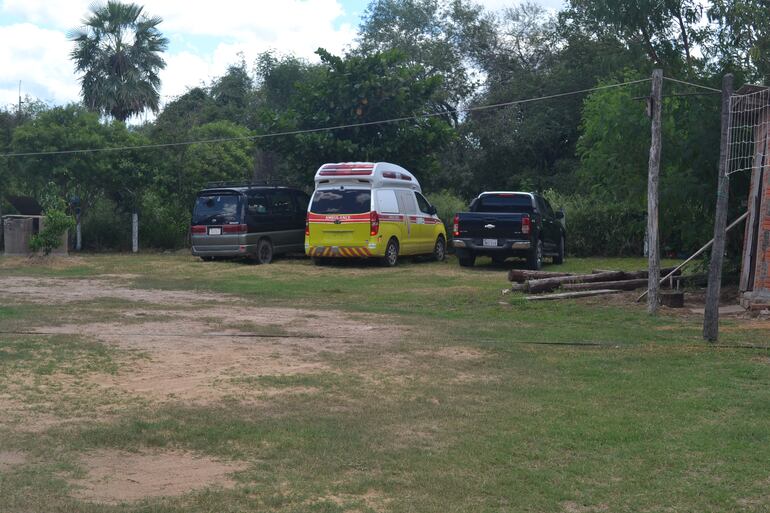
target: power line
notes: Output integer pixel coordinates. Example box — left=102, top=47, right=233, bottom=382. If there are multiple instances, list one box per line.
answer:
left=663, top=76, right=721, bottom=93
left=0, top=78, right=652, bottom=159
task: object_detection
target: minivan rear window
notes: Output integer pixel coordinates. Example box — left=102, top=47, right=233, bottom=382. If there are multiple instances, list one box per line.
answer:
left=311, top=190, right=371, bottom=214
left=474, top=194, right=533, bottom=213
left=193, top=194, right=242, bottom=224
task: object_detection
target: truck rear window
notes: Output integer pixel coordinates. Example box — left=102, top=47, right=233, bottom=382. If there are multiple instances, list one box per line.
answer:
left=474, top=194, right=532, bottom=213
left=310, top=190, right=371, bottom=214
left=192, top=194, right=242, bottom=224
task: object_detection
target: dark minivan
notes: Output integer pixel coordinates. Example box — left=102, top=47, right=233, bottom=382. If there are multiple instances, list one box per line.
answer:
left=191, top=185, right=309, bottom=264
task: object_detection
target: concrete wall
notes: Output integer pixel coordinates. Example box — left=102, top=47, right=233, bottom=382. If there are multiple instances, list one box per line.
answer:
left=3, top=217, right=35, bottom=255
left=2, top=216, right=68, bottom=256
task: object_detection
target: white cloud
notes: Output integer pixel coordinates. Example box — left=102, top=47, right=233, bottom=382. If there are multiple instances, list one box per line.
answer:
left=0, top=23, right=80, bottom=108
left=1, top=0, right=88, bottom=28
left=0, top=0, right=358, bottom=111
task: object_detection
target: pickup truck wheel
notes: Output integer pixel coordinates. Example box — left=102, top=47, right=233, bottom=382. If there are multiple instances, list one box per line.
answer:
left=256, top=239, right=274, bottom=264
left=458, top=251, right=476, bottom=267
left=527, top=240, right=543, bottom=270
left=553, top=235, right=565, bottom=265
left=432, top=236, right=446, bottom=261
left=381, top=238, right=399, bottom=267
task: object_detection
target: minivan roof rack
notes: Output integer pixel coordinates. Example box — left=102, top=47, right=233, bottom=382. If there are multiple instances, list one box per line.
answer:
left=203, top=180, right=288, bottom=189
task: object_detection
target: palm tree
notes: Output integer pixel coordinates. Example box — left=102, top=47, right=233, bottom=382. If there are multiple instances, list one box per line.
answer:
left=69, top=2, right=168, bottom=122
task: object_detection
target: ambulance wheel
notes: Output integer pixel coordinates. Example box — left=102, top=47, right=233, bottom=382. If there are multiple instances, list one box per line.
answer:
left=432, top=236, right=446, bottom=261
left=381, top=238, right=399, bottom=267
left=256, top=239, right=273, bottom=264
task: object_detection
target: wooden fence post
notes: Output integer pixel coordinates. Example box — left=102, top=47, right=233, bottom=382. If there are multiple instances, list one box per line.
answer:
left=647, top=69, right=663, bottom=314
left=704, top=74, right=735, bottom=341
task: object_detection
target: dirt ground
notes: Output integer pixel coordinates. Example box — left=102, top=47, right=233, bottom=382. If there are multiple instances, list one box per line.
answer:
left=71, top=449, right=248, bottom=504
left=0, top=275, right=445, bottom=503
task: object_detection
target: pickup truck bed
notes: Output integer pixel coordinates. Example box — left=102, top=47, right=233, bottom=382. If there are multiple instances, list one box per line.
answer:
left=452, top=192, right=565, bottom=269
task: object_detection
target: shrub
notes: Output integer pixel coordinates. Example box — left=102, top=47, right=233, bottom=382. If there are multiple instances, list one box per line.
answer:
left=426, top=190, right=467, bottom=237
left=80, top=197, right=132, bottom=251
left=29, top=208, right=75, bottom=255
left=543, top=190, right=645, bottom=257
left=139, top=191, right=190, bottom=249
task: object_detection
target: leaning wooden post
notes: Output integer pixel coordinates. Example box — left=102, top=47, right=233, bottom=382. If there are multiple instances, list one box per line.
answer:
left=704, top=74, right=734, bottom=342
left=647, top=69, right=663, bottom=314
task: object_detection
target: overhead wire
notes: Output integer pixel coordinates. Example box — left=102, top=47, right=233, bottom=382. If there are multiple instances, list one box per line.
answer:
left=0, top=78, right=652, bottom=159
left=662, top=76, right=721, bottom=93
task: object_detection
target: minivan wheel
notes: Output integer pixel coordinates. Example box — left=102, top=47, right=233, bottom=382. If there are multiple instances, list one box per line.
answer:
left=381, top=238, right=399, bottom=267
left=527, top=240, right=543, bottom=270
left=432, top=236, right=446, bottom=261
left=256, top=239, right=274, bottom=264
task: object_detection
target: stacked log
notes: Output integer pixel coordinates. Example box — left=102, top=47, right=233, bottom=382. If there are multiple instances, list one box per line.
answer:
left=509, top=267, right=684, bottom=300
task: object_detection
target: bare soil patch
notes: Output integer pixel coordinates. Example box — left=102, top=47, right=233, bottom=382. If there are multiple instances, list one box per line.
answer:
left=0, top=276, right=236, bottom=305
left=71, top=449, right=246, bottom=504
left=0, top=450, right=27, bottom=471
left=1, top=276, right=405, bottom=405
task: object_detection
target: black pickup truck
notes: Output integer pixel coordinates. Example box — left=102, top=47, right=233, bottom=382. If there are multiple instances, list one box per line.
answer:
left=451, top=192, right=565, bottom=269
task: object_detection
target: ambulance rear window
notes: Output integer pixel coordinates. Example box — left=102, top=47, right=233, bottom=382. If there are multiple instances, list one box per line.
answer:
left=311, top=190, right=371, bottom=214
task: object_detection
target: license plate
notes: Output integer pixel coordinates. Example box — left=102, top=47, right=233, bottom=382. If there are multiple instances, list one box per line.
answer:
left=208, top=227, right=222, bottom=235
left=483, top=238, right=497, bottom=247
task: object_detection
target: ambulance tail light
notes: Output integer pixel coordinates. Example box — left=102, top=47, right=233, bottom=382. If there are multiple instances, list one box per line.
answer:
left=370, top=211, right=380, bottom=236
left=521, top=215, right=531, bottom=235
left=305, top=214, right=310, bottom=236
left=453, top=214, right=460, bottom=237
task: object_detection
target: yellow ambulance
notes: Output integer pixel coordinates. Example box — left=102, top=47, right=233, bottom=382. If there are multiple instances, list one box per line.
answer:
left=305, top=162, right=447, bottom=266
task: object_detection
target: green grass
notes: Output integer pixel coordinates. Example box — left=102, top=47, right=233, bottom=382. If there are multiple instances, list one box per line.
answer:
left=1, top=253, right=769, bottom=512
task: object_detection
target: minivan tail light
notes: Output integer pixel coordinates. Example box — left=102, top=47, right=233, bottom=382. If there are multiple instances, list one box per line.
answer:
left=191, top=225, right=206, bottom=234
left=222, top=224, right=247, bottom=234
left=305, top=214, right=310, bottom=236
left=453, top=214, right=460, bottom=237
left=370, top=211, right=380, bottom=237
left=521, top=215, right=531, bottom=235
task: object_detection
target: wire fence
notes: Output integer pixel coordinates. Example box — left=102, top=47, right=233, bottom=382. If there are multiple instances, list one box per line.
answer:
left=725, top=87, right=770, bottom=176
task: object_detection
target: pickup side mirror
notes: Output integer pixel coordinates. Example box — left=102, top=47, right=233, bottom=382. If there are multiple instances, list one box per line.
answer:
left=555, top=209, right=565, bottom=220
left=428, top=205, right=437, bottom=216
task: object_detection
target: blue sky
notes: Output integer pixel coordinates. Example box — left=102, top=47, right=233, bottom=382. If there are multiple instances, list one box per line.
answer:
left=0, top=0, right=564, bottom=116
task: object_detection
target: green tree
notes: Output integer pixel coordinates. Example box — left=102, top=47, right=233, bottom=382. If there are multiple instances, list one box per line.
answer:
left=562, top=0, right=706, bottom=70
left=257, top=49, right=455, bottom=189
left=356, top=0, right=496, bottom=119
left=169, top=121, right=254, bottom=208
left=69, top=1, right=168, bottom=122
left=576, top=75, right=724, bottom=252
left=708, top=0, right=770, bottom=81
left=10, top=104, right=151, bottom=214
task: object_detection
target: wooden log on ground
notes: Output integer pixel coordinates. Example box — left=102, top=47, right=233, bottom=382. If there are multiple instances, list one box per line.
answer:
left=590, top=267, right=679, bottom=279
left=561, top=278, right=649, bottom=292
left=508, top=269, right=574, bottom=283
left=525, top=271, right=627, bottom=294
left=525, top=289, right=624, bottom=301
left=510, top=283, right=527, bottom=292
